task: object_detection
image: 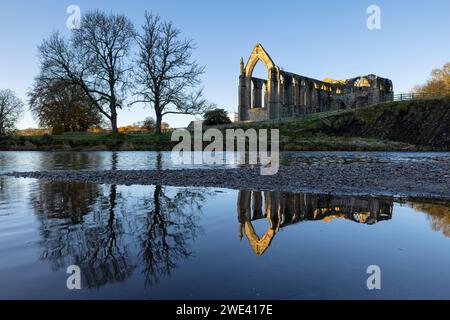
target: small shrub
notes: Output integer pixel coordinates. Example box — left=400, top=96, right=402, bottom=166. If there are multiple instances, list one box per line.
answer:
left=204, top=109, right=232, bottom=126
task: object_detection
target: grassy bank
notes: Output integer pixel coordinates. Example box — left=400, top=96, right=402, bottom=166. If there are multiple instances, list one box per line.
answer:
left=1, top=97, right=449, bottom=151
left=227, top=97, right=450, bottom=151
left=0, top=132, right=175, bottom=151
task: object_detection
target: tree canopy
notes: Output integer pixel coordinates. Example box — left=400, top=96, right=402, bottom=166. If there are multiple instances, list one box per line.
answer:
left=35, top=11, right=135, bottom=133
left=414, top=62, right=450, bottom=96
left=29, top=79, right=102, bottom=133
left=203, top=108, right=231, bottom=126
left=0, top=89, right=24, bottom=136
left=132, top=12, right=213, bottom=133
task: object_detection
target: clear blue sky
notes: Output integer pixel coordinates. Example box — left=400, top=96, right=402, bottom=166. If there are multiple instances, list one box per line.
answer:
left=0, top=0, right=449, bottom=129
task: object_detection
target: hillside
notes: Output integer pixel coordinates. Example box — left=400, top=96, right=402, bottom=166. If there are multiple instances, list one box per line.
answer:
left=0, top=98, right=449, bottom=152
left=321, top=97, right=450, bottom=150
left=233, top=97, right=450, bottom=151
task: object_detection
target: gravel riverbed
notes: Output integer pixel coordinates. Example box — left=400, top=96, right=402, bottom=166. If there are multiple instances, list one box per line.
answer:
left=2, top=160, right=450, bottom=200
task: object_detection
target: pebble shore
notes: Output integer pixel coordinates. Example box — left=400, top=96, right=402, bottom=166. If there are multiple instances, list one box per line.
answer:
left=2, top=160, right=450, bottom=200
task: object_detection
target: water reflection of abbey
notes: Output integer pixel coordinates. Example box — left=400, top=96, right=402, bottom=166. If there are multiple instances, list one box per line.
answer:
left=238, top=191, right=394, bottom=256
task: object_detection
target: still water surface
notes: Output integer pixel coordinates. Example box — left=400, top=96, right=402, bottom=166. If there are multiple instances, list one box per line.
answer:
left=0, top=151, right=450, bottom=299
left=1, top=151, right=449, bottom=172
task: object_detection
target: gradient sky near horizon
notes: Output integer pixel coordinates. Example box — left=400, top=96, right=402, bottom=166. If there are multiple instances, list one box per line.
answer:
left=0, top=0, right=449, bottom=129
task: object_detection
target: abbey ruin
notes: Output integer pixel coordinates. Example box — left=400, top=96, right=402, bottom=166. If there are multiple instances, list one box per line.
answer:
left=238, top=44, right=394, bottom=122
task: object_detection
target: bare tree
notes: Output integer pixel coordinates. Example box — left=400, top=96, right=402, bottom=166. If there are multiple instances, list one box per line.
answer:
left=36, top=11, right=135, bottom=134
left=133, top=12, right=212, bottom=133
left=0, top=89, right=24, bottom=136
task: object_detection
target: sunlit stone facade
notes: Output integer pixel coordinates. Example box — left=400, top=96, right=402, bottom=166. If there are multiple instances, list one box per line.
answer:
left=238, top=44, right=394, bottom=122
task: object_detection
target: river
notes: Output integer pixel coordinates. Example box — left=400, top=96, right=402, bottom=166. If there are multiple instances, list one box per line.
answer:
left=0, top=151, right=450, bottom=299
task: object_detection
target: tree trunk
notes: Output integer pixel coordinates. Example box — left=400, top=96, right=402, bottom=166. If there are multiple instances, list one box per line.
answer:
left=154, top=185, right=162, bottom=215
left=155, top=111, right=162, bottom=134
left=111, top=117, right=118, bottom=134
left=110, top=104, right=118, bottom=134
left=109, top=90, right=119, bottom=134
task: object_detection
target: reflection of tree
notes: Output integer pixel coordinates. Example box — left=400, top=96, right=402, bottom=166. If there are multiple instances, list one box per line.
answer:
left=411, top=200, right=450, bottom=237
left=155, top=151, right=162, bottom=171
left=31, top=181, right=135, bottom=288
left=29, top=178, right=209, bottom=288
left=111, top=152, right=118, bottom=170
left=30, top=180, right=99, bottom=223
left=39, top=152, right=104, bottom=171
left=0, top=177, right=17, bottom=205
left=238, top=190, right=394, bottom=256
left=78, top=184, right=135, bottom=287
left=136, top=186, right=207, bottom=286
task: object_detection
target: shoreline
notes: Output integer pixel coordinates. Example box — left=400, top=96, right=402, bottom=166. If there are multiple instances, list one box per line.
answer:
left=0, top=141, right=426, bottom=152
left=2, top=160, right=450, bottom=200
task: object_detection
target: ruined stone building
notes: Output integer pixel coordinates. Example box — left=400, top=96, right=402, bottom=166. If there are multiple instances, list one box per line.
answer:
left=238, top=44, right=394, bottom=122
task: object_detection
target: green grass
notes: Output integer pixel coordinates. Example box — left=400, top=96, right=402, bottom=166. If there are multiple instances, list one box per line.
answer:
left=212, top=98, right=450, bottom=151
left=2, top=97, right=448, bottom=151
left=1, top=131, right=175, bottom=151
left=49, top=132, right=170, bottom=141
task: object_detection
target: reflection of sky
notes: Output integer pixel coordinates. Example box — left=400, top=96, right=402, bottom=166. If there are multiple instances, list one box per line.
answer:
left=1, top=177, right=450, bottom=299
left=1, top=0, right=449, bottom=129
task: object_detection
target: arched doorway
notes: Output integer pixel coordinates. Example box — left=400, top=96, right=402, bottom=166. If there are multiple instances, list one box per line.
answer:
left=245, top=44, right=275, bottom=110
left=239, top=44, right=280, bottom=121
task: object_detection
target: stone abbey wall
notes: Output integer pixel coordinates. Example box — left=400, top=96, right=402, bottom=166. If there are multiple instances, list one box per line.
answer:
left=238, top=44, right=394, bottom=122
